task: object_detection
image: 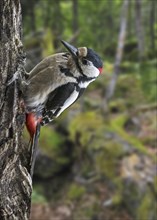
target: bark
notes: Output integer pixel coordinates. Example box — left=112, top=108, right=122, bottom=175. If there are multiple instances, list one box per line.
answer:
left=103, top=0, right=130, bottom=108
left=135, top=0, right=145, bottom=61
left=0, top=0, right=32, bottom=219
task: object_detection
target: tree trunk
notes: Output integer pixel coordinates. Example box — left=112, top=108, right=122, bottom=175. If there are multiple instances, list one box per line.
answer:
left=103, top=0, right=130, bottom=109
left=150, top=0, right=155, bottom=54
left=72, top=0, right=79, bottom=44
left=29, top=0, right=36, bottom=32
left=51, top=0, right=63, bottom=49
left=0, top=0, right=32, bottom=219
left=135, top=0, right=145, bottom=61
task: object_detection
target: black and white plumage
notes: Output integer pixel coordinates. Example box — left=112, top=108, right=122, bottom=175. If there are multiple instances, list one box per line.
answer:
left=24, top=40, right=103, bottom=130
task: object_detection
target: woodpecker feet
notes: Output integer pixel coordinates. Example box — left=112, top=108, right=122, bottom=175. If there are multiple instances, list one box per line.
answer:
left=7, top=71, right=20, bottom=85
left=7, top=67, right=29, bottom=87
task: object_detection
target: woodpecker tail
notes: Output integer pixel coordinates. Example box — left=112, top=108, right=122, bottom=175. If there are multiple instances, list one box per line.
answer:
left=29, top=123, right=41, bottom=177
left=26, top=113, right=42, bottom=177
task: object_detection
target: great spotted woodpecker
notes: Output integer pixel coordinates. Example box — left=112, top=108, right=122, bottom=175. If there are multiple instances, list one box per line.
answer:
left=23, top=40, right=103, bottom=173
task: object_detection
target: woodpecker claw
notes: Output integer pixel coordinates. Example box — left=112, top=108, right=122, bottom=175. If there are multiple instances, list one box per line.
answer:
left=7, top=71, right=20, bottom=85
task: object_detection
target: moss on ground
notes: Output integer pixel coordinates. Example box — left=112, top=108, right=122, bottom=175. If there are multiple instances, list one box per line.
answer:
left=109, top=114, right=156, bottom=160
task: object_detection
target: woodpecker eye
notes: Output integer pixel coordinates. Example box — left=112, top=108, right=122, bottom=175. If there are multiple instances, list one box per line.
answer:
left=82, top=59, right=88, bottom=65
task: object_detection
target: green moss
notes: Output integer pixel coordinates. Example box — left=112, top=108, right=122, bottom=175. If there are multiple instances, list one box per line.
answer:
left=94, top=139, right=124, bottom=179
left=68, top=111, right=104, bottom=146
left=95, top=142, right=124, bottom=179
left=67, top=183, right=86, bottom=200
left=112, top=193, right=122, bottom=205
left=105, top=141, right=124, bottom=157
left=110, top=115, right=155, bottom=160
left=95, top=151, right=118, bottom=179
left=115, top=75, right=145, bottom=106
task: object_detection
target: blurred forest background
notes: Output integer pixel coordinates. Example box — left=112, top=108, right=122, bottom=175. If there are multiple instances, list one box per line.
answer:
left=21, top=0, right=157, bottom=219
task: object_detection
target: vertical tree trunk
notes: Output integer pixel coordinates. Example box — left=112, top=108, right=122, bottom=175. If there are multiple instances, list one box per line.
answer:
left=135, top=0, right=145, bottom=61
left=72, top=0, right=79, bottom=44
left=128, top=0, right=133, bottom=39
left=29, top=0, right=36, bottom=32
left=52, top=0, right=63, bottom=49
left=103, top=0, right=130, bottom=108
left=107, top=0, right=114, bottom=31
left=149, top=0, right=155, bottom=54
left=0, top=0, right=32, bottom=219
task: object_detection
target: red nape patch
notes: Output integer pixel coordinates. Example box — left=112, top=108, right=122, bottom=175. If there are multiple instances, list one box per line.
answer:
left=98, top=67, right=103, bottom=74
left=26, top=113, right=42, bottom=137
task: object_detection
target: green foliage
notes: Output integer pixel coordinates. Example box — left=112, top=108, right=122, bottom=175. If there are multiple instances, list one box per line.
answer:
left=112, top=193, right=122, bottom=205
left=95, top=140, right=124, bottom=180
left=67, top=183, right=86, bottom=200
left=68, top=111, right=104, bottom=147
left=39, top=126, right=64, bottom=157
left=32, top=189, right=47, bottom=204
left=139, top=61, right=157, bottom=102
left=60, top=1, right=73, bottom=39
left=115, top=74, right=145, bottom=107
left=109, top=99, right=127, bottom=112
left=42, top=28, right=55, bottom=57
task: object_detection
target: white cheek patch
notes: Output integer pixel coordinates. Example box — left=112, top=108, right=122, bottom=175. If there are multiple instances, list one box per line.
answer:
left=82, top=65, right=99, bottom=78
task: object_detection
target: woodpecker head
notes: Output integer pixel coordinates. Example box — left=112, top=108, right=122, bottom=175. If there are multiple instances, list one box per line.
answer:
left=61, top=40, right=103, bottom=79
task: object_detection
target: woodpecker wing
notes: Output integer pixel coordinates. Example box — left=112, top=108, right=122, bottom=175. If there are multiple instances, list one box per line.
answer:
left=28, top=55, right=57, bottom=80
left=24, top=53, right=77, bottom=112
left=42, top=83, right=80, bottom=125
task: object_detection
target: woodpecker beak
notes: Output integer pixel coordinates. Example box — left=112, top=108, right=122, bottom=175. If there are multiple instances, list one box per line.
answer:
left=61, top=40, right=78, bottom=57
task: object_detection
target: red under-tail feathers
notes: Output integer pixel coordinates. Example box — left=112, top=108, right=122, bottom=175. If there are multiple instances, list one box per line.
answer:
left=26, top=113, right=42, bottom=176
left=26, top=113, right=42, bottom=138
